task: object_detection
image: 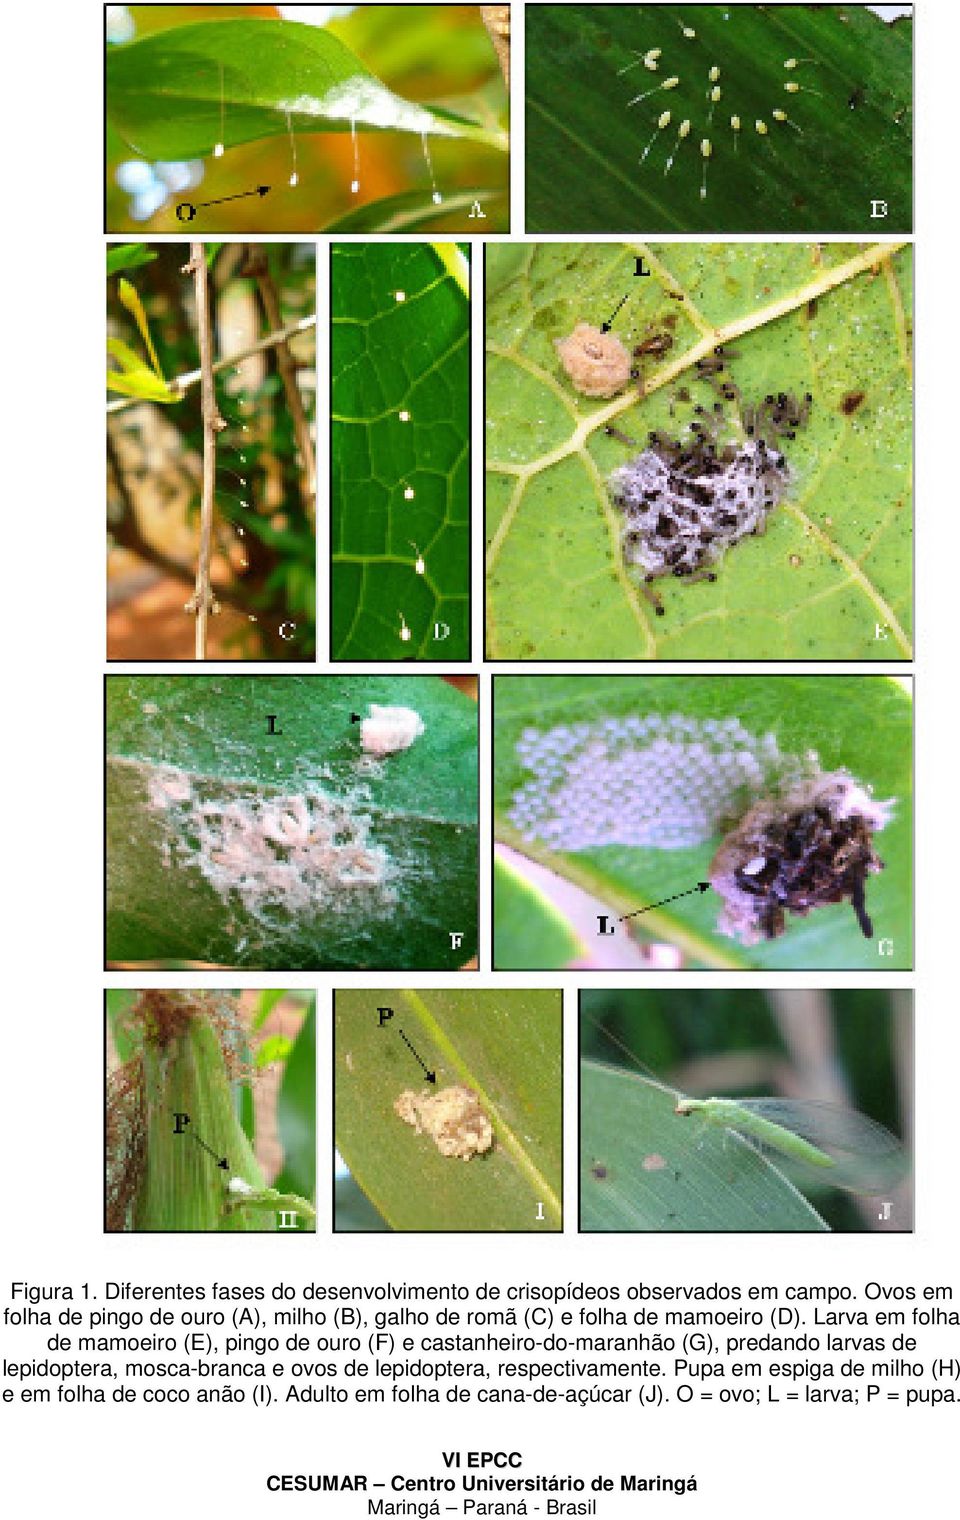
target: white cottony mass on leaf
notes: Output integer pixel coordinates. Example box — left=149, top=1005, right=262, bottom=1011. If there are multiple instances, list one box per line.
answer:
left=361, top=705, right=425, bottom=757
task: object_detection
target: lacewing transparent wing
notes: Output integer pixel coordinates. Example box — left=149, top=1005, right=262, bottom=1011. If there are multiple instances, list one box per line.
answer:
left=679, top=1097, right=908, bottom=1194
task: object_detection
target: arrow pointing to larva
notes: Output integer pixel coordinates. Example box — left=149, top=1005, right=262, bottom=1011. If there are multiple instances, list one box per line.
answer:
left=189, top=1132, right=230, bottom=1169
left=398, top=1028, right=436, bottom=1084
left=600, top=295, right=629, bottom=333
left=619, top=882, right=711, bottom=923
left=176, top=186, right=271, bottom=221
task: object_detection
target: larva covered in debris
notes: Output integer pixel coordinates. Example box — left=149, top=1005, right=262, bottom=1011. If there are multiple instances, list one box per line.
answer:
left=509, top=714, right=892, bottom=945
left=554, top=323, right=632, bottom=398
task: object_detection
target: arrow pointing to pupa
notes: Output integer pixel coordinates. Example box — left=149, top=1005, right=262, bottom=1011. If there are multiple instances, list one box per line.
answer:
left=398, top=1028, right=436, bottom=1084
left=619, top=882, right=711, bottom=923
left=189, top=1132, right=230, bottom=1169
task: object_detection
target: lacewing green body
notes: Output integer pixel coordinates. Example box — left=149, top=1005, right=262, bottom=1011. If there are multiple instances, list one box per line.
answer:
left=674, top=1096, right=907, bottom=1194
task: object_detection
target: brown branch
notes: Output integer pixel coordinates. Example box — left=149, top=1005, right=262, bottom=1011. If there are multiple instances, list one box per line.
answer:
left=481, top=6, right=510, bottom=86
left=242, top=246, right=316, bottom=519
left=182, top=244, right=225, bottom=659
left=106, top=427, right=251, bottom=614
left=105, top=316, right=317, bottom=415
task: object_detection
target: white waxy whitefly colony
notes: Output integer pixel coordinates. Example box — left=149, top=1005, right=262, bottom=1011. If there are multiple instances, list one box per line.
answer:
left=610, top=440, right=790, bottom=580
left=509, top=713, right=820, bottom=851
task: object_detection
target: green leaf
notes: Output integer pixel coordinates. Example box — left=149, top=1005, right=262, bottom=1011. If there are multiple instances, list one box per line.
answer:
left=106, top=338, right=177, bottom=402
left=581, top=1061, right=827, bottom=1231
left=106, top=19, right=506, bottom=159
left=493, top=854, right=585, bottom=970
left=275, top=1000, right=316, bottom=1201
left=486, top=241, right=912, bottom=660
left=525, top=4, right=911, bottom=233
left=325, top=186, right=503, bottom=233
left=117, top=277, right=163, bottom=377
left=254, top=1034, right=293, bottom=1068
left=334, top=1175, right=388, bottom=1232
left=335, top=988, right=562, bottom=1232
left=106, top=989, right=138, bottom=1063
left=251, top=989, right=288, bottom=1031
left=332, top=244, right=470, bottom=659
left=330, top=3, right=506, bottom=90
left=132, top=1009, right=271, bottom=1232
left=106, top=676, right=478, bottom=970
left=494, top=674, right=912, bottom=970
left=107, top=244, right=158, bottom=277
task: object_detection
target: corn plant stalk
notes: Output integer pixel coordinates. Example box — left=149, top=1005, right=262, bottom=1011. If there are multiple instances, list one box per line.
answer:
left=108, top=992, right=314, bottom=1232
left=135, top=1012, right=267, bottom=1231
left=224, top=1187, right=317, bottom=1228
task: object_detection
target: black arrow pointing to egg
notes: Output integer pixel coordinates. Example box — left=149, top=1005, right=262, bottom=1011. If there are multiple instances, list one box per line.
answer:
left=600, top=295, right=630, bottom=333
left=619, top=882, right=711, bottom=922
left=398, top=1029, right=436, bottom=1084
left=176, top=186, right=271, bottom=221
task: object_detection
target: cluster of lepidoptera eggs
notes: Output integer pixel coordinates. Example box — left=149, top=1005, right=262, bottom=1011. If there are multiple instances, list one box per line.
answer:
left=509, top=713, right=815, bottom=851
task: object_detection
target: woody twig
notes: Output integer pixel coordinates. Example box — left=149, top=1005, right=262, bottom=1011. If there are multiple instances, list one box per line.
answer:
left=182, top=242, right=226, bottom=659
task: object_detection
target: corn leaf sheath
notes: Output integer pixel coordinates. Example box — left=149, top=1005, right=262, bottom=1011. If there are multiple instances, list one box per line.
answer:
left=134, top=1007, right=270, bottom=1233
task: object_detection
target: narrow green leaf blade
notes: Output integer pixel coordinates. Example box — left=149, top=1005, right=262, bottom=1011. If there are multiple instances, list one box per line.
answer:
left=335, top=989, right=562, bottom=1232
left=117, top=277, right=164, bottom=377
left=581, top=1062, right=827, bottom=1232
left=107, top=244, right=158, bottom=276
left=106, top=338, right=176, bottom=402
left=526, top=5, right=911, bottom=233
